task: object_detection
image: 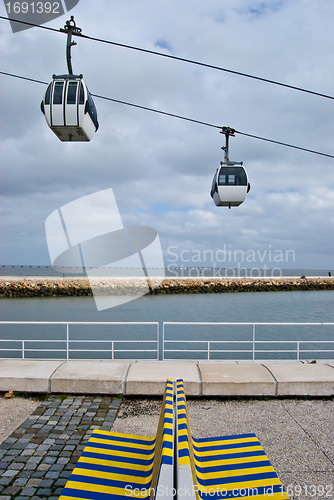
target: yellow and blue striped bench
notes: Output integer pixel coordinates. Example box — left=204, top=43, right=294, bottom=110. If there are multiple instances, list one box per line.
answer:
left=59, top=379, right=174, bottom=500
left=176, top=379, right=289, bottom=500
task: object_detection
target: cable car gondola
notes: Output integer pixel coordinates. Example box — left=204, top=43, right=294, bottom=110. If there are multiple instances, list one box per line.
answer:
left=40, top=17, right=99, bottom=142
left=41, top=74, right=99, bottom=141
left=210, top=127, right=250, bottom=208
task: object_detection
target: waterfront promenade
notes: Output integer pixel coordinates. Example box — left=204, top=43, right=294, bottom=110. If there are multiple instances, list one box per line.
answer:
left=0, top=372, right=333, bottom=499
left=1, top=359, right=334, bottom=396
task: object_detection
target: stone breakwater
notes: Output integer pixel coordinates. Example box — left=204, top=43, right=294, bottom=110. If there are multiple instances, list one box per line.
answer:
left=0, top=276, right=333, bottom=298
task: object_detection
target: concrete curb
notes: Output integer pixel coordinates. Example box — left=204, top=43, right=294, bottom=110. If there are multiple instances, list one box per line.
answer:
left=1, top=359, right=334, bottom=396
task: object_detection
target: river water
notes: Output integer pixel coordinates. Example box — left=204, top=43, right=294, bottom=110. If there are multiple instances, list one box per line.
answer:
left=0, top=290, right=333, bottom=361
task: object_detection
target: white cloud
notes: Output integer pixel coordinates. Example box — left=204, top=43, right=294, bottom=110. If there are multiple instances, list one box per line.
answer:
left=0, top=0, right=333, bottom=269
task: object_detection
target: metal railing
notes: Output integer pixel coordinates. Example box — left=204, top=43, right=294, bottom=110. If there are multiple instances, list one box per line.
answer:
left=162, top=322, right=334, bottom=361
left=0, top=322, right=159, bottom=360
left=0, top=321, right=333, bottom=361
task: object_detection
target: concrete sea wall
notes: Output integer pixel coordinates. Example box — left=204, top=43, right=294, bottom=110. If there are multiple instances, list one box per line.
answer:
left=0, top=276, right=333, bottom=298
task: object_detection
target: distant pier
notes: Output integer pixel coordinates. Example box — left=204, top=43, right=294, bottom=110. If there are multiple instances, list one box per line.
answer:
left=0, top=276, right=333, bottom=298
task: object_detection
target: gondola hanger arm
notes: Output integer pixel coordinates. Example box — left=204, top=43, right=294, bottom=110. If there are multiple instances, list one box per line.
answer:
left=59, top=17, right=82, bottom=75
left=220, top=127, right=235, bottom=163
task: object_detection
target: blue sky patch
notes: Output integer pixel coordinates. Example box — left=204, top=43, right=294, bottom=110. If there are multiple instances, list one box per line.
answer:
left=155, top=39, right=172, bottom=51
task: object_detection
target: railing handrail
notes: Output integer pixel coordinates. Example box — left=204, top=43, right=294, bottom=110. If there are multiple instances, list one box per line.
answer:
left=1, top=321, right=333, bottom=361
left=0, top=321, right=159, bottom=360
left=162, top=321, right=334, bottom=361
left=163, top=321, right=334, bottom=325
left=0, top=321, right=158, bottom=325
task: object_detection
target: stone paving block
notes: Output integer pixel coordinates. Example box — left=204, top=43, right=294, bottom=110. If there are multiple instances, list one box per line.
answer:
left=20, top=486, right=36, bottom=496
left=2, top=469, right=19, bottom=477
left=0, top=478, right=11, bottom=486
left=1, top=486, right=21, bottom=496
left=37, top=488, right=52, bottom=496
left=13, top=478, right=28, bottom=487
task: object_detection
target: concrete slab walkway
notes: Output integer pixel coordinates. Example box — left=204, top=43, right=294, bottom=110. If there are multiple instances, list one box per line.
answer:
left=0, top=359, right=334, bottom=396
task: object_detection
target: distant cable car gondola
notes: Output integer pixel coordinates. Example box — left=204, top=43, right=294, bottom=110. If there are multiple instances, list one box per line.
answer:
left=210, top=127, right=250, bottom=208
left=41, top=17, right=99, bottom=142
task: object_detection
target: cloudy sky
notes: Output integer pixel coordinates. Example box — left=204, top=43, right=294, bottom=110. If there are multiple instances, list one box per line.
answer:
left=1, top=0, right=333, bottom=273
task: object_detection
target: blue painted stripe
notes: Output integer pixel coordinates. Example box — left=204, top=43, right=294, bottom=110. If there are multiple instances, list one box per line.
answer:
left=177, top=422, right=188, bottom=429
left=85, top=442, right=154, bottom=455
left=195, top=459, right=271, bottom=474
left=199, top=484, right=285, bottom=499
left=193, top=441, right=261, bottom=452
left=161, top=456, right=173, bottom=466
left=80, top=452, right=155, bottom=466
left=68, top=473, right=152, bottom=490
left=193, top=433, right=257, bottom=444
left=74, top=462, right=153, bottom=478
left=89, top=433, right=155, bottom=446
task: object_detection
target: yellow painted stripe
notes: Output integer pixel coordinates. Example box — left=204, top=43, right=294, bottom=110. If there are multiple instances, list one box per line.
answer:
left=161, top=450, right=173, bottom=458
left=193, top=437, right=260, bottom=448
left=178, top=442, right=192, bottom=451
left=193, top=445, right=264, bottom=457
left=88, top=437, right=156, bottom=450
left=72, top=466, right=153, bottom=485
left=65, top=481, right=149, bottom=497
left=178, top=432, right=189, bottom=439
left=194, top=454, right=270, bottom=467
left=198, top=477, right=283, bottom=494
left=196, top=465, right=275, bottom=480
left=198, top=492, right=289, bottom=500
left=90, top=429, right=156, bottom=441
left=84, top=446, right=155, bottom=460
left=91, top=430, right=155, bottom=442
left=59, top=496, right=93, bottom=500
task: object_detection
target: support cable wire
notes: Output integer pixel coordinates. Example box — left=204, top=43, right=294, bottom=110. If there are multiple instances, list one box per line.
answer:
left=1, top=15, right=334, bottom=101
left=1, top=70, right=333, bottom=159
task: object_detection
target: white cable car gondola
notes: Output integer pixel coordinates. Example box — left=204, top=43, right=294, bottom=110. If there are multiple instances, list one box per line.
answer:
left=210, top=127, right=250, bottom=208
left=41, top=74, right=99, bottom=141
left=40, top=17, right=99, bottom=142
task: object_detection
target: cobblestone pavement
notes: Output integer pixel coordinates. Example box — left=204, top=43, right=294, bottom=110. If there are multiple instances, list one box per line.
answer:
left=0, top=395, right=122, bottom=499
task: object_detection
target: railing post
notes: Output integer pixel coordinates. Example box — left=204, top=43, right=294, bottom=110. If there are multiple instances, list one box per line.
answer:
left=112, top=341, right=114, bottom=360
left=66, top=324, right=69, bottom=361
left=162, top=323, right=165, bottom=361
left=22, top=340, right=25, bottom=359
left=157, top=322, right=159, bottom=360
left=253, top=324, right=256, bottom=362
left=297, top=341, right=300, bottom=361
left=208, top=341, right=210, bottom=360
